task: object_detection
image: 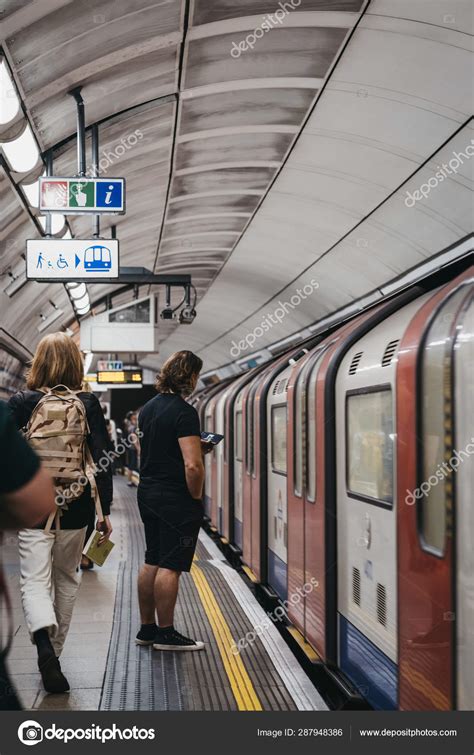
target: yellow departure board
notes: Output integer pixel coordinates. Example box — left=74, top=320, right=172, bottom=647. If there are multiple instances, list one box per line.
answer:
left=96, top=370, right=142, bottom=384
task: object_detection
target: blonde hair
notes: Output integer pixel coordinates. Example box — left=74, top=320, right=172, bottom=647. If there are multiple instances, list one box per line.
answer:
left=26, top=332, right=84, bottom=391
left=155, top=350, right=203, bottom=397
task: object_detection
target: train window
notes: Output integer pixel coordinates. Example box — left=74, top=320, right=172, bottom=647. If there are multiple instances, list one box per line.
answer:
left=418, top=285, right=469, bottom=555
left=235, top=410, right=243, bottom=461
left=205, top=409, right=213, bottom=434
left=271, top=404, right=287, bottom=475
left=346, top=387, right=393, bottom=506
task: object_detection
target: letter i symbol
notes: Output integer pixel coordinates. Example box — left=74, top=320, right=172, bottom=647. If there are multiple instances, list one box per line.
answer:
left=105, top=185, right=114, bottom=205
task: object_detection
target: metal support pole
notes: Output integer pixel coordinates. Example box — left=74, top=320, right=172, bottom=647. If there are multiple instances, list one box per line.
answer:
left=91, top=124, right=100, bottom=238
left=68, top=87, right=86, bottom=177
left=45, top=150, right=53, bottom=236
left=184, top=283, right=191, bottom=306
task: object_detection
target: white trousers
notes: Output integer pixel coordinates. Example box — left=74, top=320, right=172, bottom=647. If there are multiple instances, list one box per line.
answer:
left=17, top=527, right=86, bottom=657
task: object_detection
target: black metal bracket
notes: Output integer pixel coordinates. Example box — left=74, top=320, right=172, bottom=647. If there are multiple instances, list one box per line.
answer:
left=30, top=268, right=191, bottom=285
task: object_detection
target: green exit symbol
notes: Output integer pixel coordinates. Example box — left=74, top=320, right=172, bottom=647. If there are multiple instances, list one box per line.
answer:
left=69, top=181, right=94, bottom=208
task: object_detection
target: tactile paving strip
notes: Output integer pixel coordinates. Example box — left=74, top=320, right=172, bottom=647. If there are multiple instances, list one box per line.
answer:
left=100, top=479, right=312, bottom=711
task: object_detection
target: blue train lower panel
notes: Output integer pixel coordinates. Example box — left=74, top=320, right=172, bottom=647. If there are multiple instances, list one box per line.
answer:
left=203, top=494, right=211, bottom=518
left=339, top=615, right=398, bottom=710
left=218, top=506, right=223, bottom=533
left=268, top=549, right=287, bottom=602
left=234, top=517, right=242, bottom=549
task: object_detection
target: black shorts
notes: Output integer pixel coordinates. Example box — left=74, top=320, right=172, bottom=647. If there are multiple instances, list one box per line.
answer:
left=137, top=484, right=204, bottom=572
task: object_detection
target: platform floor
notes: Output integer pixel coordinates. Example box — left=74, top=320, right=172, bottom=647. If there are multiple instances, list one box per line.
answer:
left=4, top=478, right=326, bottom=712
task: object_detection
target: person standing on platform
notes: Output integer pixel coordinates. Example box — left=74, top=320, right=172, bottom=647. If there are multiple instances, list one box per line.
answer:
left=135, top=350, right=208, bottom=651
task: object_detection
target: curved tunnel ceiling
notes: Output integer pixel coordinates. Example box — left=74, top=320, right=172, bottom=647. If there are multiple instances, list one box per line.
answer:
left=0, top=0, right=472, bottom=372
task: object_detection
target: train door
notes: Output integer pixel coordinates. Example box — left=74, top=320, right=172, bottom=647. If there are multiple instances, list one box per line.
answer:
left=301, top=347, right=330, bottom=651
left=215, top=391, right=226, bottom=533
left=266, top=364, right=292, bottom=601
left=287, top=352, right=314, bottom=630
left=398, top=273, right=473, bottom=710
left=242, top=379, right=261, bottom=578
left=233, top=388, right=245, bottom=549
left=203, top=401, right=214, bottom=520
left=454, top=292, right=474, bottom=710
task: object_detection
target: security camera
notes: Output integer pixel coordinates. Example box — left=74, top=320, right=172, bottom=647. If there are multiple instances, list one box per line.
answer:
left=179, top=306, right=196, bottom=324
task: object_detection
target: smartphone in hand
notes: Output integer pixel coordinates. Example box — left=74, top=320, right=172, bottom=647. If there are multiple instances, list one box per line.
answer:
left=200, top=431, right=224, bottom=445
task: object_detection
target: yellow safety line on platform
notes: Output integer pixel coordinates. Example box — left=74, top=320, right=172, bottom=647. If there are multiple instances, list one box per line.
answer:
left=191, top=564, right=262, bottom=711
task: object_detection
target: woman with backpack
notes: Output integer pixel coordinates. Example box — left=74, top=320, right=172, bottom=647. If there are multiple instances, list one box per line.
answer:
left=8, top=333, right=113, bottom=694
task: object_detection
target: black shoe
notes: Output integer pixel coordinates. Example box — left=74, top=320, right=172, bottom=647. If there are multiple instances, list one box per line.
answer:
left=153, top=628, right=204, bottom=652
left=38, top=654, right=70, bottom=694
left=135, top=623, right=158, bottom=646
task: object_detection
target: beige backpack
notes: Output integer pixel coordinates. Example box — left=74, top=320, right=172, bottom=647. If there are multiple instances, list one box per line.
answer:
left=25, top=385, right=103, bottom=531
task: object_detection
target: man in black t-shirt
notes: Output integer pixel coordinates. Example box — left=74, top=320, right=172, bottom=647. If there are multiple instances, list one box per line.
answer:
left=135, top=351, right=208, bottom=652
left=0, top=400, right=56, bottom=710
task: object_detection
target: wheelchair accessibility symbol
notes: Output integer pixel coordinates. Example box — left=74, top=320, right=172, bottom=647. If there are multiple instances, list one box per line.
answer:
left=75, top=245, right=112, bottom=272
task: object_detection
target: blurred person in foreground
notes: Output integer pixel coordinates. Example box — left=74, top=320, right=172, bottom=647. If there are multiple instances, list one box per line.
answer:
left=135, top=350, right=210, bottom=651
left=8, top=333, right=113, bottom=693
left=0, top=399, right=56, bottom=709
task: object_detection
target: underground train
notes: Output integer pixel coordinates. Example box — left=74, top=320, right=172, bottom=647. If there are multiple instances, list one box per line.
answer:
left=194, top=264, right=473, bottom=712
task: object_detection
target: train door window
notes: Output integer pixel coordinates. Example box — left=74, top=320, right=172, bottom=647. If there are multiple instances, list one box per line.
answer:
left=205, top=408, right=213, bottom=434
left=235, top=410, right=243, bottom=461
left=346, top=387, right=394, bottom=506
left=251, top=387, right=258, bottom=479
left=246, top=392, right=254, bottom=475
left=223, top=404, right=227, bottom=463
left=271, top=404, right=287, bottom=475
left=294, top=361, right=311, bottom=496
left=306, top=355, right=322, bottom=502
left=418, top=285, right=470, bottom=555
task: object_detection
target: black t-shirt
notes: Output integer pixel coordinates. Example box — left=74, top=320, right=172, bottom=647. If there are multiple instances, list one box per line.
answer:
left=138, top=393, right=200, bottom=494
left=0, top=400, right=40, bottom=495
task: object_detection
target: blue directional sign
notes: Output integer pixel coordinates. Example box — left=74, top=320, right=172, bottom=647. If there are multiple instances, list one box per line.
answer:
left=26, top=239, right=119, bottom=280
left=39, top=177, right=125, bottom=215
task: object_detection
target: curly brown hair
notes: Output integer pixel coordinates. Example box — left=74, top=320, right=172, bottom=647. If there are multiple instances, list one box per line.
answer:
left=155, top=350, right=203, bottom=397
